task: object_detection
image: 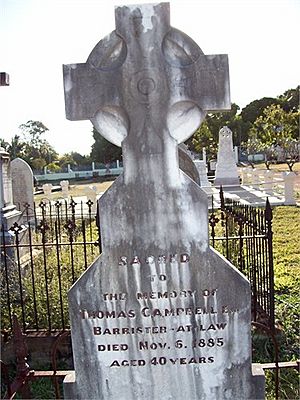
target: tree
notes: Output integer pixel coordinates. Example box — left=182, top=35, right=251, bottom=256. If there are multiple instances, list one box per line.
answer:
left=187, top=120, right=217, bottom=161
left=251, top=104, right=299, bottom=144
left=277, top=138, right=299, bottom=172
left=18, top=120, right=58, bottom=169
left=0, top=138, right=9, bottom=150
left=90, top=128, right=122, bottom=164
left=242, top=138, right=263, bottom=168
left=250, top=104, right=299, bottom=171
left=278, top=86, right=299, bottom=113
left=71, top=152, right=91, bottom=166
left=241, top=97, right=281, bottom=125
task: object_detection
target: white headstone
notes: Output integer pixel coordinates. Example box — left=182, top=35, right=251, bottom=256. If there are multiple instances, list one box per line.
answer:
left=283, top=172, right=296, bottom=205
left=0, top=148, right=14, bottom=212
left=214, top=126, right=239, bottom=186
left=194, top=160, right=211, bottom=187
left=11, top=158, right=34, bottom=212
left=60, top=180, right=69, bottom=198
left=0, top=148, right=22, bottom=241
left=42, top=183, right=53, bottom=198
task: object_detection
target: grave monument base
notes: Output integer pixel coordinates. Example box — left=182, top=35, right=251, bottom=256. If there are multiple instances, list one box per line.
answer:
left=214, top=177, right=240, bottom=187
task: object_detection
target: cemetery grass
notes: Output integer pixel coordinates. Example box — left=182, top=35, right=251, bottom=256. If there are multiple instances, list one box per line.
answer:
left=253, top=206, right=300, bottom=400
left=2, top=205, right=299, bottom=399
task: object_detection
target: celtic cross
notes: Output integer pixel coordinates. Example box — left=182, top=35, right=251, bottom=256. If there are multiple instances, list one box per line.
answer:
left=63, top=3, right=230, bottom=186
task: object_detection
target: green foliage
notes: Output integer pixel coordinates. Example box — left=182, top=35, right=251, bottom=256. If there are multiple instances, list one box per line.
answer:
left=278, top=86, right=300, bottom=113
left=15, top=120, right=58, bottom=170
left=241, top=97, right=281, bottom=124
left=251, top=104, right=299, bottom=145
left=190, top=88, right=298, bottom=162
left=90, top=128, right=122, bottom=164
left=46, top=162, right=61, bottom=172
left=189, top=120, right=217, bottom=161
left=0, top=137, right=9, bottom=148
left=59, top=152, right=91, bottom=169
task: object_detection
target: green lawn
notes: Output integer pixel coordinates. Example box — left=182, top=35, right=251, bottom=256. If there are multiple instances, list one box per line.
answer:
left=267, top=206, right=300, bottom=399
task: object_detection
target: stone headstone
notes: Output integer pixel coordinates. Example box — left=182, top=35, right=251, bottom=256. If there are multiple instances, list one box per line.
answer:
left=0, top=148, right=22, bottom=227
left=42, top=183, right=53, bottom=198
left=0, top=148, right=22, bottom=258
left=214, top=126, right=239, bottom=186
left=209, top=159, right=217, bottom=171
left=0, top=148, right=14, bottom=213
left=283, top=171, right=296, bottom=205
left=60, top=180, right=69, bottom=198
left=194, top=160, right=211, bottom=187
left=11, top=158, right=34, bottom=213
left=63, top=3, right=263, bottom=399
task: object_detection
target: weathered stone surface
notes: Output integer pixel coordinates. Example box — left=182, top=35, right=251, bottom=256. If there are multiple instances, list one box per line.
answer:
left=42, top=183, right=53, bottom=198
left=194, top=160, right=211, bottom=187
left=11, top=158, right=34, bottom=212
left=214, top=126, right=240, bottom=186
left=63, top=3, right=263, bottom=399
left=0, top=149, right=22, bottom=257
left=0, top=148, right=21, bottom=229
left=0, top=148, right=14, bottom=212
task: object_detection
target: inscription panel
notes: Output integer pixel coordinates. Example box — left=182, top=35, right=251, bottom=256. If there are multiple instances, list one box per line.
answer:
left=77, top=253, right=242, bottom=372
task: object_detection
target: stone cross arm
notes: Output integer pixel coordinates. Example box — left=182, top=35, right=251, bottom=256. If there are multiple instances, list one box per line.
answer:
left=63, top=3, right=231, bottom=148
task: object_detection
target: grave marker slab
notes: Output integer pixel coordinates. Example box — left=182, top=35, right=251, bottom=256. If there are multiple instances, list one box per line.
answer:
left=63, top=3, right=264, bottom=399
left=194, top=160, right=211, bottom=187
left=0, top=148, right=22, bottom=227
left=11, top=158, right=34, bottom=213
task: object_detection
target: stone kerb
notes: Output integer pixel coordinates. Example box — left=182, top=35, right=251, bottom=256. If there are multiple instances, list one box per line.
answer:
left=62, top=3, right=263, bottom=399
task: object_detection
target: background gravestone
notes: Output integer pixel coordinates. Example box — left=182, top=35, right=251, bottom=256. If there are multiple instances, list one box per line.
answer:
left=0, top=149, right=22, bottom=227
left=194, top=160, right=211, bottom=188
left=0, top=148, right=22, bottom=258
left=11, top=157, right=35, bottom=214
left=63, top=3, right=264, bottom=399
left=214, top=126, right=240, bottom=186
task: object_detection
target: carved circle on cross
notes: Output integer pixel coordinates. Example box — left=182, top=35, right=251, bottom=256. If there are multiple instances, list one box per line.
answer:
left=129, top=69, right=167, bottom=104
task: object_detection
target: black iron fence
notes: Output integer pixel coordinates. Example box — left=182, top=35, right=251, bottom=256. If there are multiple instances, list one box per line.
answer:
left=1, top=190, right=274, bottom=335
left=1, top=199, right=101, bottom=333
left=209, top=188, right=274, bottom=330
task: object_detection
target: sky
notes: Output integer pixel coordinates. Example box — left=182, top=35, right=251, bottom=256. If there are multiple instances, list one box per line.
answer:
left=0, top=0, right=299, bottom=156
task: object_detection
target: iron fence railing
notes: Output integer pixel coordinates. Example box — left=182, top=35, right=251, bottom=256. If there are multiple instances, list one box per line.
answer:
left=209, top=187, right=274, bottom=331
left=1, top=190, right=274, bottom=334
left=1, top=198, right=101, bottom=333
